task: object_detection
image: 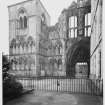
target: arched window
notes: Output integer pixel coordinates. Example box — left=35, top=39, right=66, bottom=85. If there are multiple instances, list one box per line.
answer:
left=59, top=45, right=62, bottom=54
left=85, top=13, right=91, bottom=26
left=55, top=46, right=59, bottom=55
left=10, top=39, right=16, bottom=54
left=79, top=0, right=84, bottom=7
left=20, top=17, right=23, bottom=29
left=18, top=9, right=27, bottom=29
left=69, top=16, right=77, bottom=38
left=55, top=40, right=62, bottom=55
left=17, top=62, right=20, bottom=71
left=58, top=45, right=62, bottom=55
left=27, top=36, right=34, bottom=53
left=85, top=13, right=91, bottom=37
left=71, top=29, right=74, bottom=38
left=69, top=16, right=77, bottom=28
left=58, top=59, right=62, bottom=70
left=24, top=16, right=27, bottom=28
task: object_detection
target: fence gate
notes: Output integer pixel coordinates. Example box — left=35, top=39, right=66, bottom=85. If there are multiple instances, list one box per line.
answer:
left=17, top=76, right=103, bottom=96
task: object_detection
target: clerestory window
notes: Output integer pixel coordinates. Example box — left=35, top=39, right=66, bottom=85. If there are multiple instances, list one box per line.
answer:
left=69, top=16, right=77, bottom=38
left=85, top=13, right=91, bottom=37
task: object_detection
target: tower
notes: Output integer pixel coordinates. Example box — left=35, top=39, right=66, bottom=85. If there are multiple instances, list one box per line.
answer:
left=8, top=0, right=50, bottom=76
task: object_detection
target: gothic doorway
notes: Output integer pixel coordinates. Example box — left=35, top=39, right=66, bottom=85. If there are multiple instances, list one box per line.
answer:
left=66, top=38, right=90, bottom=78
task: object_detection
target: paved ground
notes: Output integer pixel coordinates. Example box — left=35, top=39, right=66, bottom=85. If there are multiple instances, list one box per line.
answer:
left=5, top=91, right=102, bottom=105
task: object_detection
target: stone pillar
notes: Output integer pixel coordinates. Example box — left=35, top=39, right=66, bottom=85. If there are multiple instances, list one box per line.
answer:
left=35, top=42, right=41, bottom=76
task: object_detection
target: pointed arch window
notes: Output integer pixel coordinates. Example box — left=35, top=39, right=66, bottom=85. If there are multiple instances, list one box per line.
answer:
left=58, top=59, right=62, bottom=70
left=85, top=13, right=91, bottom=26
left=85, top=13, right=91, bottom=37
left=24, top=16, right=27, bottom=28
left=19, top=16, right=27, bottom=29
left=58, top=45, right=62, bottom=55
left=20, top=17, right=23, bottom=29
left=13, top=46, right=16, bottom=54
left=69, top=16, right=77, bottom=38
left=18, top=9, right=27, bottom=29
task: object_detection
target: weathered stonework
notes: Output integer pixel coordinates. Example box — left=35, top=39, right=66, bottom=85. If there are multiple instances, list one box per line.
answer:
left=8, top=0, right=50, bottom=76
left=47, top=0, right=91, bottom=77
left=8, top=0, right=91, bottom=77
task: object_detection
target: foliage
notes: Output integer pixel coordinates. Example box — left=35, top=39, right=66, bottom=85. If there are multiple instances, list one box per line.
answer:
left=2, top=55, right=23, bottom=98
left=2, top=55, right=10, bottom=81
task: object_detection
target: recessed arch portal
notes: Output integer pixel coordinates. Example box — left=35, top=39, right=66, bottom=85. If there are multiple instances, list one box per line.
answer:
left=66, top=38, right=90, bottom=78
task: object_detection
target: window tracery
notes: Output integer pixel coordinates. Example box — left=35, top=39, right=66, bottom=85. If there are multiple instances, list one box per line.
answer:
left=85, top=13, right=91, bottom=36
left=69, top=16, right=77, bottom=38
left=18, top=9, right=27, bottom=29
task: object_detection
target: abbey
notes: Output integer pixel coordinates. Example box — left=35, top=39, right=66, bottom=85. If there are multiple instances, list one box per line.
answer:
left=48, top=0, right=91, bottom=77
left=8, top=0, right=91, bottom=78
left=8, top=0, right=50, bottom=76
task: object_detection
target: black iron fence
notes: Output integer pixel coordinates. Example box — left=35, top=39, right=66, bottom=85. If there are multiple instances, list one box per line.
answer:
left=16, top=76, right=103, bottom=96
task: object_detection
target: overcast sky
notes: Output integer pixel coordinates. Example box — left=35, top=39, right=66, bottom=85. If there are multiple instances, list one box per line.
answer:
left=0, top=0, right=76, bottom=54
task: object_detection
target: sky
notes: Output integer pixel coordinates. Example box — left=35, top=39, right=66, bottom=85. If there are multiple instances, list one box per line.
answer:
left=0, top=0, right=76, bottom=54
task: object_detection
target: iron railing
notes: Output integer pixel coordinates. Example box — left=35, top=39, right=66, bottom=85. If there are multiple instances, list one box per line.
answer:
left=16, top=76, right=103, bottom=96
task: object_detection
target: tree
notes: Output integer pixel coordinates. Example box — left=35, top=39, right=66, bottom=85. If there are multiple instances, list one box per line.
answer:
left=2, top=55, right=11, bottom=81
left=2, top=54, right=23, bottom=99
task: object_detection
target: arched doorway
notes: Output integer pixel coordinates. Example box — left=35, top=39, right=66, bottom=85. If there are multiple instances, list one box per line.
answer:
left=66, top=38, right=90, bottom=78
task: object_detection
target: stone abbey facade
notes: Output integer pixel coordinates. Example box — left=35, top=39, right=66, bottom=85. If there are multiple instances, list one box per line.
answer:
left=8, top=0, right=91, bottom=77
left=8, top=0, right=50, bottom=76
